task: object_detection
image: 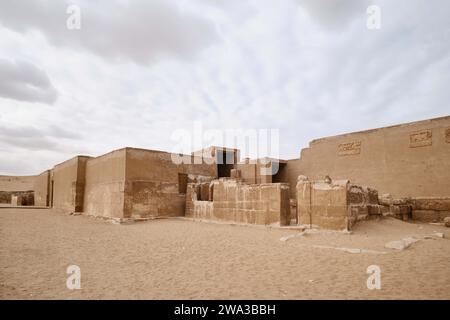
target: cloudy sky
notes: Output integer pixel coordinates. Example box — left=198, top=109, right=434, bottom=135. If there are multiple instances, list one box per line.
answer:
left=0, top=0, right=449, bottom=175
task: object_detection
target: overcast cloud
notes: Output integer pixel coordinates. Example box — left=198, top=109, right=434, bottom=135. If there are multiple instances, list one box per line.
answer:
left=0, top=0, right=449, bottom=175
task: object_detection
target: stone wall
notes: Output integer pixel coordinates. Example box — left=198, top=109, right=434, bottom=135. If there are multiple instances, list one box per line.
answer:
left=186, top=179, right=290, bottom=226
left=52, top=156, right=90, bottom=212
left=124, top=148, right=216, bottom=219
left=297, top=177, right=354, bottom=230
left=34, top=170, right=50, bottom=206
left=410, top=197, right=450, bottom=223
left=286, top=116, right=450, bottom=199
left=83, top=149, right=127, bottom=218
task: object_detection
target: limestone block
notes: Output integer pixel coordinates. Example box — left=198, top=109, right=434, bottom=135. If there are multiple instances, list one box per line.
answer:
left=385, top=237, right=419, bottom=250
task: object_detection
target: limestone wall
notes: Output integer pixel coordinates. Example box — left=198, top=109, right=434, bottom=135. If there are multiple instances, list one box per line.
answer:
left=52, top=156, right=90, bottom=212
left=34, top=170, right=50, bottom=206
left=124, top=148, right=217, bottom=219
left=297, top=178, right=354, bottom=230
left=83, top=149, right=126, bottom=218
left=287, top=116, right=450, bottom=199
left=187, top=179, right=290, bottom=226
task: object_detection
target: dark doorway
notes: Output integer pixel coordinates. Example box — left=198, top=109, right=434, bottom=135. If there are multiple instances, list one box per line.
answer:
left=217, top=150, right=234, bottom=178
left=272, top=162, right=287, bottom=183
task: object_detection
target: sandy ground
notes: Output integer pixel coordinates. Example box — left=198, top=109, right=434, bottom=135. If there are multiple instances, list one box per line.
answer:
left=1, top=208, right=449, bottom=300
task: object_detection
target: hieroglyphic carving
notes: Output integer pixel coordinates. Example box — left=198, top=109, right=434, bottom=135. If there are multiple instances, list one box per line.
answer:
left=409, top=129, right=432, bottom=148
left=445, top=128, right=450, bottom=143
left=338, top=141, right=361, bottom=156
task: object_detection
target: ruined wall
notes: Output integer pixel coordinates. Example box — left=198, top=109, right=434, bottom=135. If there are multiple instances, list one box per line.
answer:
left=297, top=178, right=353, bottom=230
left=187, top=179, right=290, bottom=226
left=410, top=197, right=450, bottom=223
left=83, top=149, right=126, bottom=218
left=288, top=116, right=450, bottom=199
left=52, top=156, right=90, bottom=212
left=34, top=170, right=50, bottom=206
left=124, top=148, right=217, bottom=219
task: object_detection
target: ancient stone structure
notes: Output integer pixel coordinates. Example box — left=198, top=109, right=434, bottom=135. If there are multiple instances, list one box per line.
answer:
left=186, top=178, right=291, bottom=226
left=1, top=116, right=449, bottom=230
left=0, top=175, right=35, bottom=205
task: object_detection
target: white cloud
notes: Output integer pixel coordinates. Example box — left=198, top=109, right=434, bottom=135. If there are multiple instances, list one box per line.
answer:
left=0, top=0, right=217, bottom=65
left=0, top=59, right=57, bottom=104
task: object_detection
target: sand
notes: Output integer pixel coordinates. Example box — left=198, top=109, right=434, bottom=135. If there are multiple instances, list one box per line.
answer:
left=1, top=208, right=449, bottom=300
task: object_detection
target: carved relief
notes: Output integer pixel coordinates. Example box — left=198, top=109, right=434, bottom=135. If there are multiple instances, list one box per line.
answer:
left=338, top=141, right=361, bottom=156
left=445, top=128, right=450, bottom=143
left=409, top=129, right=432, bottom=148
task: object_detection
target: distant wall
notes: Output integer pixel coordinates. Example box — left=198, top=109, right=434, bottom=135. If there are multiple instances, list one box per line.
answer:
left=124, top=148, right=216, bottom=219
left=186, top=179, right=290, bottom=226
left=83, top=149, right=126, bottom=218
left=52, top=156, right=90, bottom=212
left=0, top=175, right=36, bottom=204
left=287, top=116, right=450, bottom=199
left=34, top=170, right=50, bottom=206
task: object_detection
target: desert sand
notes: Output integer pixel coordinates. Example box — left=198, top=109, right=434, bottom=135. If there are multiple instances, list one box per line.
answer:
left=0, top=208, right=449, bottom=300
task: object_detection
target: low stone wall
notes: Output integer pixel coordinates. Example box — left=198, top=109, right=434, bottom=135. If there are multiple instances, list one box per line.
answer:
left=186, top=178, right=290, bottom=226
left=296, top=176, right=392, bottom=230
left=410, top=197, right=450, bottom=222
left=297, top=177, right=354, bottom=231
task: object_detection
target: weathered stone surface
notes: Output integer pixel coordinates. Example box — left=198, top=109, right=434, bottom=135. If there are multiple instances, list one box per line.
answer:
left=385, top=237, right=420, bottom=250
left=412, top=198, right=450, bottom=211
left=412, top=210, right=441, bottom=223
left=187, top=180, right=290, bottom=226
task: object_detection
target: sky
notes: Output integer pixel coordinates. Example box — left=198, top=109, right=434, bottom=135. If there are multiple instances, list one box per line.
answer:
left=0, top=0, right=449, bottom=175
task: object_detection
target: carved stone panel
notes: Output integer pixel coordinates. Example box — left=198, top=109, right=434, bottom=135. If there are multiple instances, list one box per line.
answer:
left=445, top=128, right=450, bottom=143
left=338, top=141, right=361, bottom=156
left=409, top=129, right=432, bottom=148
